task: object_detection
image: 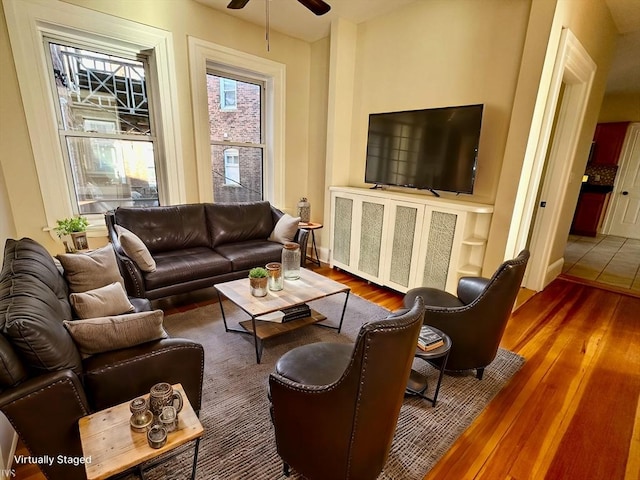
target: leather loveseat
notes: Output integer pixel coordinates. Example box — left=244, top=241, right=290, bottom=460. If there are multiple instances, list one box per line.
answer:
left=0, top=238, right=205, bottom=480
left=105, top=201, right=309, bottom=300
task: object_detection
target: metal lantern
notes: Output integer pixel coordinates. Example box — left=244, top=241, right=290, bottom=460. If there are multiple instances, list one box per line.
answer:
left=297, top=197, right=311, bottom=223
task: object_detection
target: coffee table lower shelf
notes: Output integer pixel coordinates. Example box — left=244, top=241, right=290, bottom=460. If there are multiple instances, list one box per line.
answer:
left=239, top=309, right=326, bottom=340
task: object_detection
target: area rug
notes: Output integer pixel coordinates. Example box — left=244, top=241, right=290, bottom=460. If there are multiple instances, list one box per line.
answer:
left=141, top=294, right=525, bottom=479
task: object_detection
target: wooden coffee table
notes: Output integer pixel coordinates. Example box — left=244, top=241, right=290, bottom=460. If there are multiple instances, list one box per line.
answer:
left=215, top=268, right=350, bottom=363
left=79, top=384, right=203, bottom=480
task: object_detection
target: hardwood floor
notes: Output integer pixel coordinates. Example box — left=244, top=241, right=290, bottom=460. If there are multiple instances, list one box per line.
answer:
left=12, top=266, right=639, bottom=480
left=424, top=276, right=640, bottom=480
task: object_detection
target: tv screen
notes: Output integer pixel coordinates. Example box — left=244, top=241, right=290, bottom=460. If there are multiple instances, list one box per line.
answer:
left=364, top=104, right=483, bottom=194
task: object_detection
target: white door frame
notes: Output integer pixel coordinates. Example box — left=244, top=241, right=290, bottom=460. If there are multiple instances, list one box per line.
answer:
left=506, top=29, right=596, bottom=291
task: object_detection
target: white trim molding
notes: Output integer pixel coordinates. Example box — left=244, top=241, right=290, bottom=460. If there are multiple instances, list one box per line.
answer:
left=3, top=0, right=185, bottom=235
left=508, top=28, right=596, bottom=291
left=188, top=36, right=286, bottom=206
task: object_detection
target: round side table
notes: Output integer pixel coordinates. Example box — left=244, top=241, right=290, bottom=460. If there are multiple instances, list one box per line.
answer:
left=298, top=222, right=323, bottom=267
left=406, top=326, right=451, bottom=407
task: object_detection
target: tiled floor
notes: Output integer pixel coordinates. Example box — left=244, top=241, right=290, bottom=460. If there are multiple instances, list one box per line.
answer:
left=563, top=234, right=640, bottom=292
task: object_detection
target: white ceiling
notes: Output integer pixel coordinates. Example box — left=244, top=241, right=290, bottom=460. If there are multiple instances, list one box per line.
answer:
left=195, top=0, right=640, bottom=94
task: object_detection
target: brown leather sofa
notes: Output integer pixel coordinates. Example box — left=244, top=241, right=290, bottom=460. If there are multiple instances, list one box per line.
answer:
left=105, top=201, right=309, bottom=300
left=0, top=238, right=205, bottom=480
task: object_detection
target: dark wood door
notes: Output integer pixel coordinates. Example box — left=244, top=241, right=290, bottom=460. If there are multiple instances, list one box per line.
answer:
left=591, top=122, right=629, bottom=165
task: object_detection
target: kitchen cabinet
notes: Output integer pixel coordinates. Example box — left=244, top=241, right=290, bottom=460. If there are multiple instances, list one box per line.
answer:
left=571, top=191, right=608, bottom=236
left=591, top=122, right=629, bottom=166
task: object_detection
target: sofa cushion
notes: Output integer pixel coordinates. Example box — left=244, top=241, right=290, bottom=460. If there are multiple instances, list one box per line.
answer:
left=206, top=202, right=274, bottom=247
left=143, top=247, right=232, bottom=291
left=268, top=213, right=301, bottom=244
left=63, top=310, right=167, bottom=356
left=114, top=204, right=209, bottom=254
left=115, top=225, right=156, bottom=272
left=215, top=240, right=283, bottom=271
left=1, top=273, right=82, bottom=375
left=57, top=246, right=125, bottom=293
left=70, top=282, right=135, bottom=319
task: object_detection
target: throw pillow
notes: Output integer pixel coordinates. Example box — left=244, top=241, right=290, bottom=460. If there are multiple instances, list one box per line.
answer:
left=268, top=213, right=301, bottom=244
left=115, top=225, right=157, bottom=272
left=63, top=310, right=167, bottom=356
left=57, top=245, right=125, bottom=293
left=69, top=282, right=135, bottom=319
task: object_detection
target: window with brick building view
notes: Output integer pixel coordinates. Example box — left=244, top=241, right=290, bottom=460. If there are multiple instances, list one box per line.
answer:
left=207, top=74, right=264, bottom=202
left=47, top=42, right=160, bottom=215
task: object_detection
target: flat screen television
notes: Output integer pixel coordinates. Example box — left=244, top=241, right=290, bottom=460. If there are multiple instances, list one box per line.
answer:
left=364, top=104, right=483, bottom=195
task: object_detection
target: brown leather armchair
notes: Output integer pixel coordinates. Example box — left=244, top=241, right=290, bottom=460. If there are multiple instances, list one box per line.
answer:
left=403, top=249, right=529, bottom=380
left=268, top=297, right=425, bottom=480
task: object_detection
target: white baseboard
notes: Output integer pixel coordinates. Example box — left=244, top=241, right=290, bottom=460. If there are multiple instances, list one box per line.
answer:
left=544, top=257, right=565, bottom=288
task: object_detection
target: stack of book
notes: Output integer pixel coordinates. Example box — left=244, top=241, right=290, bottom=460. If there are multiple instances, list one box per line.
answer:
left=417, top=325, right=444, bottom=351
left=255, top=304, right=311, bottom=323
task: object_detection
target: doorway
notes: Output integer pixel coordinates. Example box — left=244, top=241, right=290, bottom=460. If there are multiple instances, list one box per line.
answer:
left=517, top=29, right=597, bottom=292
left=561, top=123, right=640, bottom=294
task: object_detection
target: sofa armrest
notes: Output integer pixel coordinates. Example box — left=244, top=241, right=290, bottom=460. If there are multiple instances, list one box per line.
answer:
left=82, top=338, right=204, bottom=413
left=0, top=370, right=90, bottom=480
left=105, top=210, right=147, bottom=298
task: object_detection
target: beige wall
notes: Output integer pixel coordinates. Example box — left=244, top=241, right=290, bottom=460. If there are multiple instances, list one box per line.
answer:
left=486, top=0, right=618, bottom=273
left=598, top=92, right=640, bottom=122
left=345, top=0, right=531, bottom=203
left=0, top=0, right=318, bottom=252
left=0, top=0, right=623, bottom=277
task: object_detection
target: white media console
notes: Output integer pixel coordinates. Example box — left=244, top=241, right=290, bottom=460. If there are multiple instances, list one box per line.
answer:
left=329, top=186, right=494, bottom=294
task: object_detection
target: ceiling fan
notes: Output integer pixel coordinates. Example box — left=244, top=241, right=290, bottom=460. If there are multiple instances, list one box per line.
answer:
left=227, top=0, right=331, bottom=16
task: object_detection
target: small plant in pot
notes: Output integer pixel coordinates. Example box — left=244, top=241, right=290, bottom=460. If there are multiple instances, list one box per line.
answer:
left=249, top=267, right=268, bottom=297
left=54, top=216, right=89, bottom=252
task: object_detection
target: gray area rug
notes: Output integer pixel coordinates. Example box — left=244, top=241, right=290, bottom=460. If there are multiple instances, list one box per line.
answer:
left=141, top=294, right=524, bottom=479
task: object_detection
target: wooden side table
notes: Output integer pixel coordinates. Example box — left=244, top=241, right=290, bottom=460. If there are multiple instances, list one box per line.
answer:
left=299, top=222, right=323, bottom=267
left=79, top=383, right=203, bottom=480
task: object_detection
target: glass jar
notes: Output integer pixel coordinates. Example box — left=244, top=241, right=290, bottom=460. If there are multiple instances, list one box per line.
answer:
left=266, top=262, right=284, bottom=291
left=282, top=242, right=301, bottom=280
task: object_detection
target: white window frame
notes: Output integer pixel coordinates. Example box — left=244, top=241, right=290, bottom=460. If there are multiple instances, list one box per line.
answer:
left=188, top=36, right=285, bottom=206
left=223, top=148, right=240, bottom=186
left=3, top=0, right=185, bottom=237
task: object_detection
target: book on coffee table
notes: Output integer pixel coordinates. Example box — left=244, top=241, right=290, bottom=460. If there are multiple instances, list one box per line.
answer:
left=417, top=325, right=444, bottom=351
left=255, top=304, right=311, bottom=323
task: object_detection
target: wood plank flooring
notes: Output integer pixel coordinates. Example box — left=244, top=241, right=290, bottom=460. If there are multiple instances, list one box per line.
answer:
left=12, top=267, right=639, bottom=480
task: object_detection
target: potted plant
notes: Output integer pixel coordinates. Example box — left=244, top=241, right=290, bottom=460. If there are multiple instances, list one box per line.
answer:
left=248, top=267, right=268, bottom=297
left=54, top=216, right=89, bottom=252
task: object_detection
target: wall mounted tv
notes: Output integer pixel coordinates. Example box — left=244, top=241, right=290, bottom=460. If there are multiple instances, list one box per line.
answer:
left=364, top=104, right=484, bottom=196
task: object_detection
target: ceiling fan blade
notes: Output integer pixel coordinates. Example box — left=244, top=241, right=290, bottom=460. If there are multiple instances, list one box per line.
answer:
left=297, top=0, right=331, bottom=16
left=227, top=0, right=250, bottom=9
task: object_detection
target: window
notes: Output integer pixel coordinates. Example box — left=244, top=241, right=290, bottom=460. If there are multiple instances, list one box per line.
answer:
left=223, top=148, right=240, bottom=185
left=220, top=78, right=237, bottom=110
left=46, top=42, right=160, bottom=215
left=207, top=73, right=264, bottom=202
left=4, top=0, right=185, bottom=235
left=188, top=37, right=285, bottom=206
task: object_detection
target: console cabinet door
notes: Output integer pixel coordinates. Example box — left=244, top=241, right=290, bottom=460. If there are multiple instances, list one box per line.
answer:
left=381, top=201, right=425, bottom=293
left=330, top=193, right=389, bottom=284
left=414, top=207, right=464, bottom=293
